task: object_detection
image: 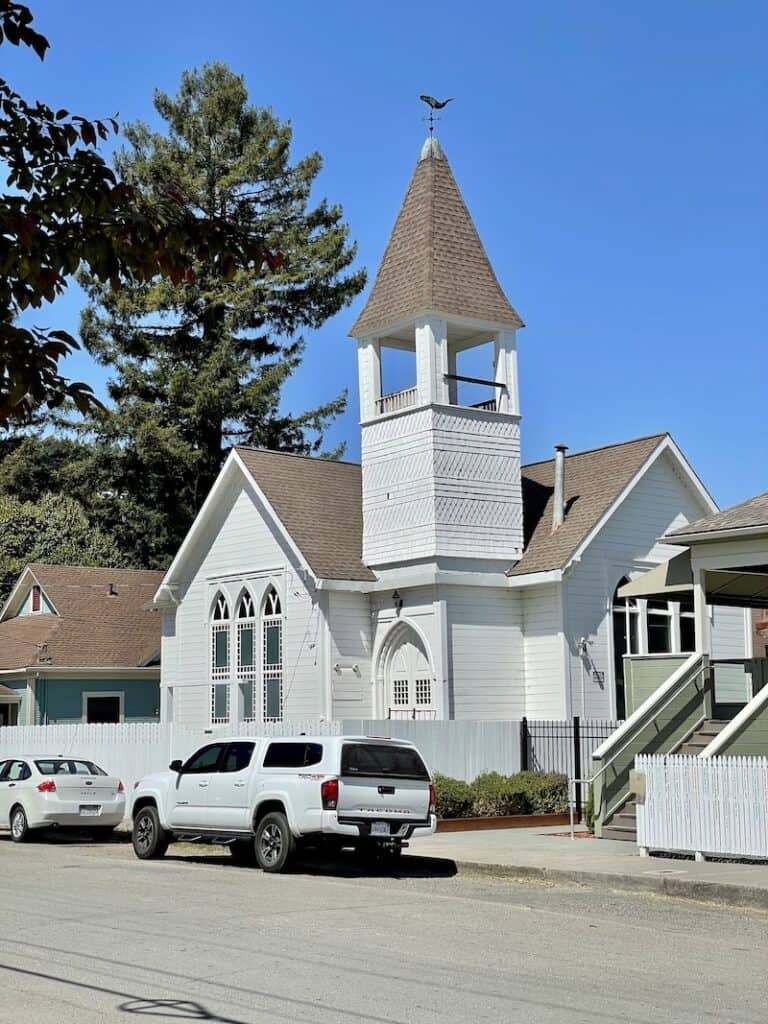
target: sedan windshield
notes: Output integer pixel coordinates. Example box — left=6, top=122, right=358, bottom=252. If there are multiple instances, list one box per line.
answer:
left=35, top=759, right=107, bottom=776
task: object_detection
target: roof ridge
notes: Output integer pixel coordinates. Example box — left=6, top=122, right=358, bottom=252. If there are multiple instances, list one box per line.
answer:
left=522, top=433, right=667, bottom=470
left=234, top=445, right=362, bottom=469
left=28, top=563, right=164, bottom=575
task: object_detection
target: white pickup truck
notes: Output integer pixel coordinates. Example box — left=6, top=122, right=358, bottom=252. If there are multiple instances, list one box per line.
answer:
left=130, top=735, right=437, bottom=871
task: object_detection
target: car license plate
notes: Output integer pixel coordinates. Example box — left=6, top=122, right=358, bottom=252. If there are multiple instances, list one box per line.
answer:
left=79, top=805, right=101, bottom=816
left=370, top=821, right=389, bottom=837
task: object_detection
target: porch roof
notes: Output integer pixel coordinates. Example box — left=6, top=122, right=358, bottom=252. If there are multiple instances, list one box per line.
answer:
left=619, top=552, right=768, bottom=608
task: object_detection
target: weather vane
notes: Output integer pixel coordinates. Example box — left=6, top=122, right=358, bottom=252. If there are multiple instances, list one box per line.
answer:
left=419, top=95, right=454, bottom=135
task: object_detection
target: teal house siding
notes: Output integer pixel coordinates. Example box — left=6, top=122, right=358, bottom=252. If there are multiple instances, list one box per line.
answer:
left=39, top=677, right=160, bottom=724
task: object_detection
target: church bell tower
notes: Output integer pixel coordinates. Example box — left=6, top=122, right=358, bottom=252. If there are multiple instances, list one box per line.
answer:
left=351, top=135, right=525, bottom=570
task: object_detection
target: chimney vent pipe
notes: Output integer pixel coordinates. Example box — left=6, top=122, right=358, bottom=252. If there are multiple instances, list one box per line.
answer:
left=553, top=444, right=568, bottom=530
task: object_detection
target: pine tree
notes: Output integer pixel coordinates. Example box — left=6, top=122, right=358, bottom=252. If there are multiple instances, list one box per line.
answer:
left=78, top=63, right=365, bottom=567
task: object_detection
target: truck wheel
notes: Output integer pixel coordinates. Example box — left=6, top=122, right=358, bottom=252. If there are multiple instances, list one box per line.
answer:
left=229, top=840, right=257, bottom=866
left=132, top=806, right=169, bottom=860
left=255, top=812, right=295, bottom=873
left=10, top=805, right=31, bottom=843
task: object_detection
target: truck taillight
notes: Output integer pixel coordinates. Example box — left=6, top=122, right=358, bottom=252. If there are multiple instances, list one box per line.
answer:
left=429, top=783, right=436, bottom=816
left=37, top=779, right=56, bottom=793
left=117, top=780, right=125, bottom=794
left=321, top=778, right=339, bottom=810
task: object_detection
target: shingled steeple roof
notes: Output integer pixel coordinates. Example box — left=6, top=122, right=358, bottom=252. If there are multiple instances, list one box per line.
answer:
left=351, top=136, right=523, bottom=338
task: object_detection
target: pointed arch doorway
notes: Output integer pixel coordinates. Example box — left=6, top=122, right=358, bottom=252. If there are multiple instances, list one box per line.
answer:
left=377, top=622, right=437, bottom=719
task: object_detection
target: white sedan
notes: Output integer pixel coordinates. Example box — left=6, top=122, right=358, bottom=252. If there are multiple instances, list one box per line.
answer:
left=0, top=756, right=126, bottom=841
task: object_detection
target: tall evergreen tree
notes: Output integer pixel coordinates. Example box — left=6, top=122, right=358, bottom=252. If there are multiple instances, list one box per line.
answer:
left=78, top=63, right=365, bottom=567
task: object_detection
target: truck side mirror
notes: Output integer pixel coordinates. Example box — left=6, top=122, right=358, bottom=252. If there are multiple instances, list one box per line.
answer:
left=169, top=759, right=183, bottom=773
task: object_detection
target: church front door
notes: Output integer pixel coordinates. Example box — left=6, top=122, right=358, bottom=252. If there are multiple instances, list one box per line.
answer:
left=388, top=636, right=435, bottom=720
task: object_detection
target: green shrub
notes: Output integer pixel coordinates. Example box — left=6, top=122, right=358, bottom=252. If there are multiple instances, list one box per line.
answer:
left=433, top=773, right=474, bottom=819
left=471, top=772, right=530, bottom=816
left=516, top=771, right=569, bottom=814
left=432, top=770, right=569, bottom=819
left=585, top=784, right=595, bottom=833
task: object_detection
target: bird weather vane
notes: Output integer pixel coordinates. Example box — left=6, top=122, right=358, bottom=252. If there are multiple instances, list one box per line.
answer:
left=419, top=95, right=454, bottom=135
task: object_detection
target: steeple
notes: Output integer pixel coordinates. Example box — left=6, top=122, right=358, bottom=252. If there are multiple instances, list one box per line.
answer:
left=352, top=133, right=525, bottom=570
left=351, top=136, right=523, bottom=339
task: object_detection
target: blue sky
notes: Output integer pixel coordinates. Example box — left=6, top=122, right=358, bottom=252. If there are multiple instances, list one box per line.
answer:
left=6, top=1, right=766, bottom=507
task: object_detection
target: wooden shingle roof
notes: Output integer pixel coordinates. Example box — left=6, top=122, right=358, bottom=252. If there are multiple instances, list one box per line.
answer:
left=667, top=490, right=768, bottom=539
left=0, top=565, right=164, bottom=671
left=236, top=447, right=376, bottom=582
left=351, top=138, right=523, bottom=338
left=509, top=435, right=668, bottom=576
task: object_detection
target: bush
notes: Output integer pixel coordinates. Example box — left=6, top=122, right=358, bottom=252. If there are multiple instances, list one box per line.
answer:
left=585, top=784, right=595, bottom=833
left=433, top=774, right=474, bottom=819
left=432, top=770, right=569, bottom=819
left=471, top=772, right=530, bottom=816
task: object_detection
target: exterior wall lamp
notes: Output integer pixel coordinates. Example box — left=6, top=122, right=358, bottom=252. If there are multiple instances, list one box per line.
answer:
left=392, top=590, right=403, bottom=613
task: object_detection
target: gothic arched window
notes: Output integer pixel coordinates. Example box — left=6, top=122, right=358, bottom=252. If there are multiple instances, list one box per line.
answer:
left=236, top=591, right=257, bottom=721
left=262, top=586, right=283, bottom=722
left=210, top=593, right=230, bottom=724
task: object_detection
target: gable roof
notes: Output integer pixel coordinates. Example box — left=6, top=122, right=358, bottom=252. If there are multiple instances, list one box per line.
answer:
left=667, top=490, right=768, bottom=541
left=508, top=435, right=670, bottom=576
left=235, top=447, right=376, bottom=582
left=351, top=137, right=523, bottom=338
left=0, top=565, right=164, bottom=672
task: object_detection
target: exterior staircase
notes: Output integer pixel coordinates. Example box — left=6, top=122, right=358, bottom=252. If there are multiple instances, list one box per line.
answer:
left=602, top=797, right=637, bottom=842
left=674, top=719, right=727, bottom=755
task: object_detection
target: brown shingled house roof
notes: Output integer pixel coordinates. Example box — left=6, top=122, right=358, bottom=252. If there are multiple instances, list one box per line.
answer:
left=509, top=434, right=668, bottom=576
left=0, top=565, right=164, bottom=671
left=667, top=490, right=768, bottom=539
left=236, top=436, right=671, bottom=583
left=351, top=138, right=523, bottom=338
left=236, top=447, right=376, bottom=582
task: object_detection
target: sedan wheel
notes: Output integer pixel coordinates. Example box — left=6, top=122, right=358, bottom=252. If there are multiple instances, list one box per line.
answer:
left=10, top=806, right=30, bottom=843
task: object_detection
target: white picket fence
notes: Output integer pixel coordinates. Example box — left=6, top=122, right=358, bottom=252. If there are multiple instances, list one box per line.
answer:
left=636, top=754, right=768, bottom=861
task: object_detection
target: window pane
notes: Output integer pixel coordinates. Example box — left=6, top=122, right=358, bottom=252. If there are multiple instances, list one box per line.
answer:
left=239, top=626, right=254, bottom=668
left=264, top=623, right=280, bottom=666
left=213, top=684, right=229, bottom=721
left=214, top=630, right=229, bottom=669
left=183, top=744, right=224, bottom=773
left=680, top=615, right=696, bottom=652
left=264, top=676, right=281, bottom=721
left=86, top=696, right=121, bottom=723
left=340, top=743, right=429, bottom=781
left=647, top=615, right=671, bottom=654
left=263, top=742, right=323, bottom=768
left=221, top=742, right=255, bottom=773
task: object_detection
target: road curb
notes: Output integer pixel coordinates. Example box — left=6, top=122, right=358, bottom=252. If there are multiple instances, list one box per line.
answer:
left=452, top=859, right=768, bottom=910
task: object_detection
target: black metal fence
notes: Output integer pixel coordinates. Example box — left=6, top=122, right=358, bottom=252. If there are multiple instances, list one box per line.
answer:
left=520, top=716, right=622, bottom=819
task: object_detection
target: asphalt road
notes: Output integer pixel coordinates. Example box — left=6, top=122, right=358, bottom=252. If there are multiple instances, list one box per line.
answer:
left=0, top=833, right=765, bottom=1024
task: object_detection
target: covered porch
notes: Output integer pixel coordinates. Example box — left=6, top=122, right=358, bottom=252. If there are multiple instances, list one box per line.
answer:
left=618, top=548, right=768, bottom=720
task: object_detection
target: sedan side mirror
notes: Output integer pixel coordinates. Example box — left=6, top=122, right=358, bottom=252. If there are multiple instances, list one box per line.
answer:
left=169, top=759, right=183, bottom=773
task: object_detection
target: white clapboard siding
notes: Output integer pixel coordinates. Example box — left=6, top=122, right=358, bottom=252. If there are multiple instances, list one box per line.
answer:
left=636, top=753, right=768, bottom=860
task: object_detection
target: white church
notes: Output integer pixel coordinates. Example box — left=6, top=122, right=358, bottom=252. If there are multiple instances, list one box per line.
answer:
left=154, top=134, right=747, bottom=727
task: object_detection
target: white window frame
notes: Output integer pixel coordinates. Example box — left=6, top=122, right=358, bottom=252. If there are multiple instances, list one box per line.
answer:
left=261, top=587, right=283, bottom=723
left=82, top=691, right=125, bottom=724
left=236, top=591, right=258, bottom=722
left=210, top=592, right=231, bottom=725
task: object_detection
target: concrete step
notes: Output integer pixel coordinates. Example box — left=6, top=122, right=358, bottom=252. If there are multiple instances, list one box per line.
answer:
left=601, top=824, right=637, bottom=842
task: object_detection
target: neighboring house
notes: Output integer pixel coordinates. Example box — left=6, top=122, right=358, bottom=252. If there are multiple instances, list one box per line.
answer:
left=0, top=565, right=163, bottom=726
left=592, top=491, right=768, bottom=840
left=154, top=133, right=748, bottom=729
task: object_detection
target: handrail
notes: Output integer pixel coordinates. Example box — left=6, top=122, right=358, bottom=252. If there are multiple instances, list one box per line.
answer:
left=569, top=659, right=710, bottom=838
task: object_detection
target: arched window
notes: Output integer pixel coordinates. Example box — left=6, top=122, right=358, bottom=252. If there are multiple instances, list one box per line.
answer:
left=262, top=587, right=283, bottom=722
left=385, top=627, right=435, bottom=720
left=236, top=591, right=257, bottom=721
left=210, top=593, right=230, bottom=724
left=612, top=578, right=638, bottom=720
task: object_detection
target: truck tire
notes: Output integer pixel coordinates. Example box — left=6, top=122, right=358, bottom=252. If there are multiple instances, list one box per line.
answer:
left=132, top=806, right=169, bottom=860
left=255, top=811, right=295, bottom=873
left=229, top=839, right=257, bottom=866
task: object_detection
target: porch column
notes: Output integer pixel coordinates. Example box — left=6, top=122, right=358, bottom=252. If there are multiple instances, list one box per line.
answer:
left=692, top=567, right=710, bottom=654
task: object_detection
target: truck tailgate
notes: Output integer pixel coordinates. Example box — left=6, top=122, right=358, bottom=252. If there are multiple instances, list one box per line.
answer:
left=336, top=741, right=431, bottom=821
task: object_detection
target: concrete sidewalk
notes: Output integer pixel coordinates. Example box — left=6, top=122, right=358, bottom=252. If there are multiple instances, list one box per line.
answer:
left=409, top=825, right=768, bottom=910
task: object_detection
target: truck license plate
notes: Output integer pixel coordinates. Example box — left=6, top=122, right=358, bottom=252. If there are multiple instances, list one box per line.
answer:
left=79, top=805, right=101, bottom=816
left=370, top=821, right=389, bottom=836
